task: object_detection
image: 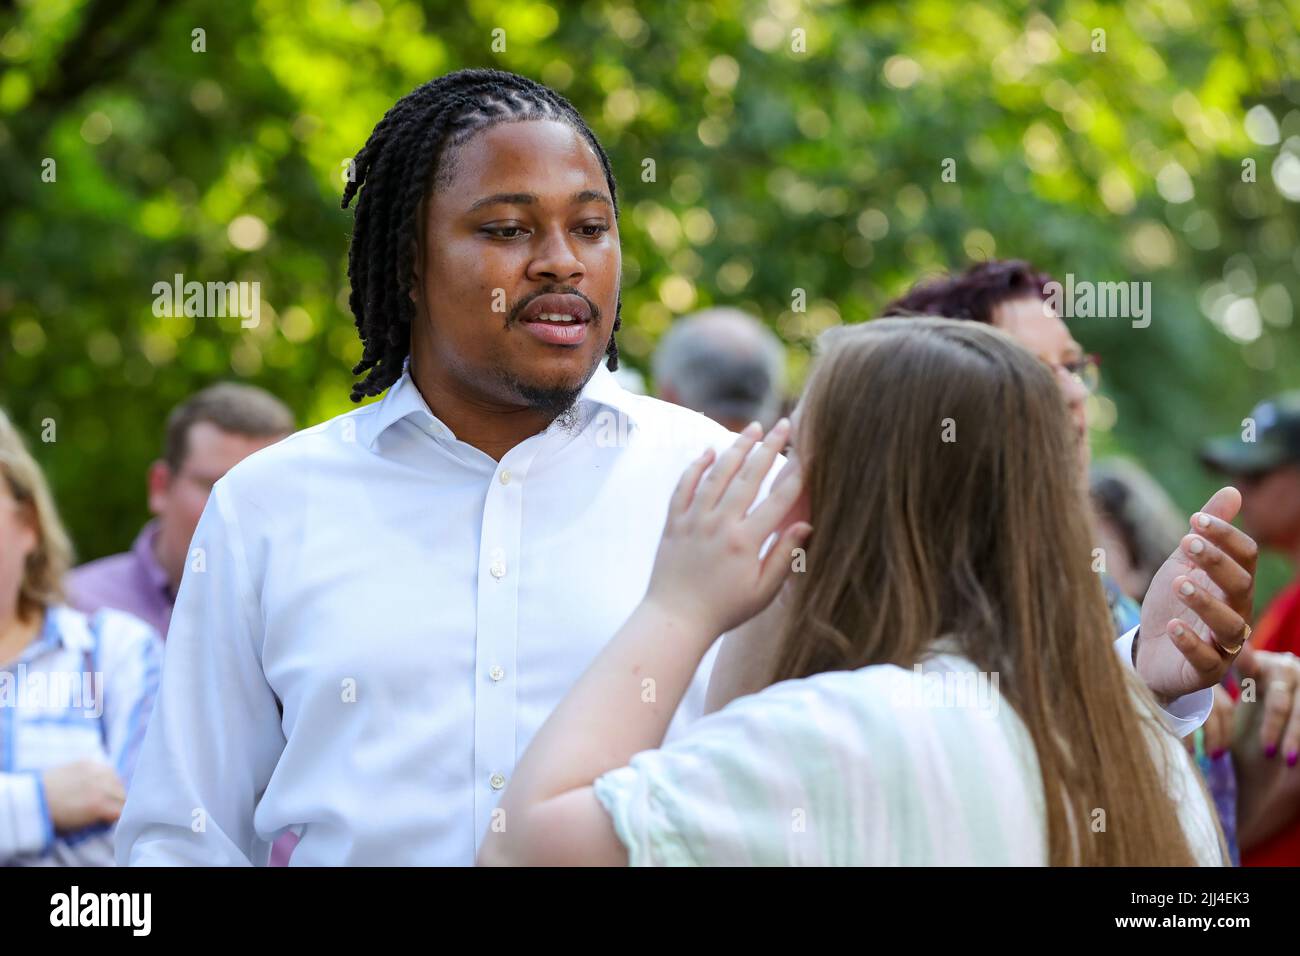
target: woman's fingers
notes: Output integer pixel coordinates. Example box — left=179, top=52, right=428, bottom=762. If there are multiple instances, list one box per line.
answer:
left=1247, top=651, right=1300, bottom=761
left=667, top=447, right=715, bottom=523
left=744, top=455, right=804, bottom=543
left=757, top=521, right=813, bottom=605
left=719, top=418, right=791, bottom=518
left=1258, top=677, right=1294, bottom=758
left=696, top=422, right=762, bottom=510
left=1281, top=684, right=1300, bottom=767
left=1204, top=686, right=1234, bottom=757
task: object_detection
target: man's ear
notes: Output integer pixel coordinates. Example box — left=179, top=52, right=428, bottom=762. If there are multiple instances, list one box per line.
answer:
left=147, top=460, right=172, bottom=516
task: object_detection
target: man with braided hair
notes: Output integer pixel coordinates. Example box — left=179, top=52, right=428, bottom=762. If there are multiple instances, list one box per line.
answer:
left=119, top=72, right=1233, bottom=866
left=116, top=69, right=778, bottom=865
left=340, top=69, right=626, bottom=414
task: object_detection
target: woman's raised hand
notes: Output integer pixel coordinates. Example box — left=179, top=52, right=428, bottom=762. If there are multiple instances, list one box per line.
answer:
left=643, top=419, right=811, bottom=638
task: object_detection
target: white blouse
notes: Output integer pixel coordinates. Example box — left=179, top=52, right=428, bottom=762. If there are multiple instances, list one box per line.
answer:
left=594, top=652, right=1224, bottom=866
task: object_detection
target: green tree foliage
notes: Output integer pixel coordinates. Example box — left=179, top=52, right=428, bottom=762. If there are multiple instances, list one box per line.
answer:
left=1, top=0, right=1297, bottom=595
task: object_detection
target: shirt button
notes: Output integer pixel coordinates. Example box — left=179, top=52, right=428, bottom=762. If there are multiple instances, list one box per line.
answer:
left=490, top=560, right=507, bottom=579
left=499, top=470, right=512, bottom=485
left=489, top=772, right=506, bottom=790
left=489, top=665, right=505, bottom=682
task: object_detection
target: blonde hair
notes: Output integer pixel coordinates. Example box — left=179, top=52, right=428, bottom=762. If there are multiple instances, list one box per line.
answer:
left=0, top=409, right=73, bottom=616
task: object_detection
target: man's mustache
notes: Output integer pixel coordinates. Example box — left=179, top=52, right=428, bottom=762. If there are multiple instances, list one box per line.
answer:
left=507, top=287, right=601, bottom=325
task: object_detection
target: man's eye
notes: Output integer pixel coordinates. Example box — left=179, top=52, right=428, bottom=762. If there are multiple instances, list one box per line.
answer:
left=484, top=226, right=527, bottom=239
left=577, top=223, right=610, bottom=237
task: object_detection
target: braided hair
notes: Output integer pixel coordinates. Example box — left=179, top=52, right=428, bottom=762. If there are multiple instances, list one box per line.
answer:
left=341, top=68, right=622, bottom=402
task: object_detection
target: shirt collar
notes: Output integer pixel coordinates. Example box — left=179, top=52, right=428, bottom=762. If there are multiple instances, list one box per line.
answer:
left=132, top=519, right=171, bottom=598
left=23, top=605, right=94, bottom=657
left=363, top=361, right=642, bottom=451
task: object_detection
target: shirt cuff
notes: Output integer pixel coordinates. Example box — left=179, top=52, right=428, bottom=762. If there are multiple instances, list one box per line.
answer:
left=3, top=772, right=55, bottom=857
left=1113, top=626, right=1213, bottom=738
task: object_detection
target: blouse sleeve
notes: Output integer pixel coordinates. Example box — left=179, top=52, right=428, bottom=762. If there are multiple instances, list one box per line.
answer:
left=592, top=674, right=866, bottom=866
left=592, top=661, right=1050, bottom=867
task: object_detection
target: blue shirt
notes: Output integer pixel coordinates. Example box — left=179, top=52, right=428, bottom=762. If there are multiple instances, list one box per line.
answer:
left=0, top=604, right=162, bottom=865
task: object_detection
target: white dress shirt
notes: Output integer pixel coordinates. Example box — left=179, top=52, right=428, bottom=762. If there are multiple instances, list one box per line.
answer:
left=116, top=362, right=1210, bottom=866
left=117, top=363, right=745, bottom=866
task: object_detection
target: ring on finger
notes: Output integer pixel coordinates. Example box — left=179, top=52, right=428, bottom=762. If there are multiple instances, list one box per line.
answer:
left=1214, top=623, right=1251, bottom=658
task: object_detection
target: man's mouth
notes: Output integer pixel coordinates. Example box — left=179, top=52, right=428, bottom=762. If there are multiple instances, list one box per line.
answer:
left=517, top=293, right=594, bottom=347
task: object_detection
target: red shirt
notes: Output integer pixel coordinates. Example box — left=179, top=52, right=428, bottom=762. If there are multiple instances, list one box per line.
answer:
left=1242, top=577, right=1300, bottom=866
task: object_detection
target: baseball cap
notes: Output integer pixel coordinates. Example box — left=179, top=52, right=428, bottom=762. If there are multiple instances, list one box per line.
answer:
left=1200, top=392, right=1300, bottom=476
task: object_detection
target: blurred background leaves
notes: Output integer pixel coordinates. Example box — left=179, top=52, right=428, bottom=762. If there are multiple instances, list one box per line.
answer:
left=1, top=0, right=1297, bottom=597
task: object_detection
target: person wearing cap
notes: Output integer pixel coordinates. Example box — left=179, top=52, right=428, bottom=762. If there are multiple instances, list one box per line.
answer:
left=1201, top=392, right=1300, bottom=866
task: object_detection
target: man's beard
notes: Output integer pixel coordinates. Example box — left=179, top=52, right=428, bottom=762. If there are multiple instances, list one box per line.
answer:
left=496, top=346, right=607, bottom=435
left=493, top=286, right=610, bottom=434
left=513, top=375, right=585, bottom=433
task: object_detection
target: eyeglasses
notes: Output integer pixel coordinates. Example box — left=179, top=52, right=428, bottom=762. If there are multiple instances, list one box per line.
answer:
left=1049, top=354, right=1100, bottom=394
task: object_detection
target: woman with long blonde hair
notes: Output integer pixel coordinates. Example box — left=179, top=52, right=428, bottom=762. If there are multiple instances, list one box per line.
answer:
left=480, top=319, right=1225, bottom=866
left=0, top=409, right=162, bottom=865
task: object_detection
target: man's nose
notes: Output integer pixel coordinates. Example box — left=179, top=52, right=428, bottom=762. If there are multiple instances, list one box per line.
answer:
left=527, top=228, right=585, bottom=284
